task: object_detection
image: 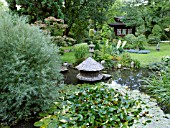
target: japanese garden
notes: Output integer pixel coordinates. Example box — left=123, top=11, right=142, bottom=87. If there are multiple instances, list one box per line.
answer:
left=0, top=0, right=170, bottom=128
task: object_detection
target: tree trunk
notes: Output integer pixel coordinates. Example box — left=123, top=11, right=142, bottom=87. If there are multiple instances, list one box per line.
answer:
left=63, top=26, right=71, bottom=36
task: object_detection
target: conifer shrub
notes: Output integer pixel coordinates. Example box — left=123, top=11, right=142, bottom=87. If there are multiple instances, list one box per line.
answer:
left=0, top=12, right=63, bottom=126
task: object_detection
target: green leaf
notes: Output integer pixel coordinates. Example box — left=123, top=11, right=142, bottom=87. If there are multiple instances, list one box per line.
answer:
left=47, top=120, right=58, bottom=128
left=59, top=118, right=68, bottom=123
left=34, top=121, right=44, bottom=127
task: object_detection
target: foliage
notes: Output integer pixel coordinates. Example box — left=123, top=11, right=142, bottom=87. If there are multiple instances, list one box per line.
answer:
left=162, top=56, right=170, bottom=66
left=34, top=17, right=76, bottom=47
left=6, top=0, right=64, bottom=22
left=92, top=42, right=117, bottom=69
left=110, top=83, right=170, bottom=127
left=34, top=84, right=143, bottom=128
left=124, top=34, right=146, bottom=50
left=91, top=24, right=114, bottom=53
left=142, top=70, right=170, bottom=113
left=152, top=24, right=162, bottom=37
left=124, top=34, right=137, bottom=49
left=106, top=0, right=126, bottom=23
left=148, top=24, right=162, bottom=44
left=63, top=0, right=116, bottom=41
left=93, top=50, right=112, bottom=62
left=147, top=56, right=170, bottom=72
left=123, top=0, right=170, bottom=39
left=100, top=24, right=113, bottom=40
left=73, top=43, right=89, bottom=65
left=147, top=34, right=160, bottom=44
left=0, top=12, right=63, bottom=126
left=6, top=0, right=116, bottom=42
left=119, top=54, right=140, bottom=69
left=52, top=36, right=76, bottom=47
left=89, top=29, right=95, bottom=38
left=135, top=34, right=147, bottom=50
left=0, top=1, right=8, bottom=12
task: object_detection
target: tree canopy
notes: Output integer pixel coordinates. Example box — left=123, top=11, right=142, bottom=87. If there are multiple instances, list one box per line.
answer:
left=6, top=0, right=116, bottom=40
left=122, top=0, right=170, bottom=38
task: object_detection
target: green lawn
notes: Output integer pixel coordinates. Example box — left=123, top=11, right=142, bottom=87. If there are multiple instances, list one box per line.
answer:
left=129, top=43, right=170, bottom=66
left=61, top=43, right=170, bottom=66
left=61, top=51, right=75, bottom=63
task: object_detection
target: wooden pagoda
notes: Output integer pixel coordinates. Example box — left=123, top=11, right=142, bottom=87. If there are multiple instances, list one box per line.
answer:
left=108, top=17, right=135, bottom=37
left=76, top=57, right=104, bottom=81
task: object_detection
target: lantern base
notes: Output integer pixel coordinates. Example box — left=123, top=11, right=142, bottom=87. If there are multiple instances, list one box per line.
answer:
left=76, top=73, right=103, bottom=81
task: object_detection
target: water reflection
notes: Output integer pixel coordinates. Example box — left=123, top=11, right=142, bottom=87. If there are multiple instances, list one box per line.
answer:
left=62, top=68, right=152, bottom=90
left=107, top=68, right=151, bottom=90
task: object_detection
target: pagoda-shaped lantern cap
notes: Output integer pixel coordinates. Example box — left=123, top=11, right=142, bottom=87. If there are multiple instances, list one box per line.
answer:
left=76, top=57, right=104, bottom=81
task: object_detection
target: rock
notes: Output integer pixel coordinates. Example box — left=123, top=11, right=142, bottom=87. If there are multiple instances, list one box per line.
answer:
left=102, top=74, right=112, bottom=80
left=60, top=66, right=68, bottom=72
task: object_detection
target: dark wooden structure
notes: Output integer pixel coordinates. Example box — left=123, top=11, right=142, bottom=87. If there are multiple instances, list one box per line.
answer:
left=76, top=57, right=104, bottom=81
left=108, top=17, right=135, bottom=37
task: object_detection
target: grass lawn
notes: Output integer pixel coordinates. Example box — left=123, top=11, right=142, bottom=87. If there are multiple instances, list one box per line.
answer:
left=129, top=43, right=170, bottom=66
left=61, top=52, right=75, bottom=63
left=61, top=43, right=170, bottom=66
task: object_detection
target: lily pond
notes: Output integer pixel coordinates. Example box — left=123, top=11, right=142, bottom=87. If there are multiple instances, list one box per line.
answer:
left=62, top=68, right=170, bottom=114
left=62, top=68, right=151, bottom=90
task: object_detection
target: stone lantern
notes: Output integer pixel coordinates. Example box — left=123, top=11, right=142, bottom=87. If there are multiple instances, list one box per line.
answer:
left=76, top=57, right=104, bottom=81
left=89, top=42, right=95, bottom=56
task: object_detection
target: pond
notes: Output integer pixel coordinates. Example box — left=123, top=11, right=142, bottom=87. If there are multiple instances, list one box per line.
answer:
left=62, top=68, right=170, bottom=114
left=61, top=67, right=152, bottom=90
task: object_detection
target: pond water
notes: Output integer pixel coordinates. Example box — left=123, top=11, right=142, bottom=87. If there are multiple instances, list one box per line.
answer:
left=62, top=68, right=170, bottom=114
left=61, top=68, right=152, bottom=90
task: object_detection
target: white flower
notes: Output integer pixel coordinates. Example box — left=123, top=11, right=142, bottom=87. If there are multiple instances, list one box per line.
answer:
left=122, top=41, right=127, bottom=48
left=116, top=40, right=122, bottom=49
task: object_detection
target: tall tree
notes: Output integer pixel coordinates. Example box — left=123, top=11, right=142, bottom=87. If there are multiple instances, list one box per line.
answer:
left=122, top=0, right=170, bottom=38
left=6, top=0, right=64, bottom=22
left=6, top=0, right=116, bottom=39
left=106, top=0, right=126, bottom=23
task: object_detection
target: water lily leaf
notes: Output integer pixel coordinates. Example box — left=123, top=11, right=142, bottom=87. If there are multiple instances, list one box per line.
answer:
left=47, top=120, right=58, bottom=128
left=34, top=121, right=44, bottom=127
left=78, top=114, right=83, bottom=121
left=59, top=118, right=69, bottom=123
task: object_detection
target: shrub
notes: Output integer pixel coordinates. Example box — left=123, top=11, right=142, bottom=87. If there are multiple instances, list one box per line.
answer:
left=147, top=34, right=160, bottom=44
left=135, top=34, right=146, bottom=50
left=148, top=25, right=162, bottom=44
left=143, top=71, right=170, bottom=113
left=73, top=43, right=89, bottom=65
left=124, top=34, right=146, bottom=50
left=147, top=56, right=170, bottom=72
left=34, top=84, right=143, bottom=128
left=119, top=54, right=140, bottom=69
left=0, top=12, right=63, bottom=125
left=124, top=34, right=137, bottom=45
left=152, top=24, right=162, bottom=37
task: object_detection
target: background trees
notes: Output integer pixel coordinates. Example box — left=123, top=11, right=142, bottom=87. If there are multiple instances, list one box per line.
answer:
left=6, top=0, right=116, bottom=42
left=122, top=0, right=170, bottom=40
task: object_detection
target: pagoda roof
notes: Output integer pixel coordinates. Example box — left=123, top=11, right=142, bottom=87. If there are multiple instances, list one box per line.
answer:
left=108, top=22, right=126, bottom=27
left=76, top=57, right=104, bottom=71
